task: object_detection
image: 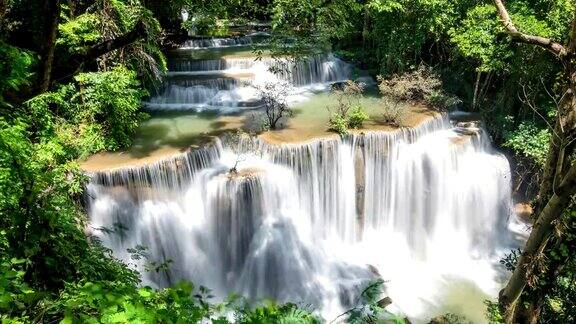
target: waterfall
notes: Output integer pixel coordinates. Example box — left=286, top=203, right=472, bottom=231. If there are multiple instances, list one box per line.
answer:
left=178, top=33, right=270, bottom=49
left=146, top=54, right=354, bottom=112
left=86, top=114, right=519, bottom=322
left=181, top=36, right=255, bottom=49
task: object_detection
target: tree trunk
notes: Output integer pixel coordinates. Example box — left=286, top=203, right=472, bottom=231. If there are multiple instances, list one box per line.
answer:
left=537, top=68, right=576, bottom=204
left=0, top=0, right=7, bottom=25
left=472, top=71, right=481, bottom=110
left=67, top=0, right=76, bottom=18
left=499, top=161, right=576, bottom=322
left=362, top=5, right=370, bottom=50
left=490, top=2, right=576, bottom=322
left=38, top=0, right=61, bottom=93
left=502, top=66, right=576, bottom=324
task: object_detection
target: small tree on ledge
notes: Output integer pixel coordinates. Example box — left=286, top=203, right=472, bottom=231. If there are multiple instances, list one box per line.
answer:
left=255, top=80, right=294, bottom=130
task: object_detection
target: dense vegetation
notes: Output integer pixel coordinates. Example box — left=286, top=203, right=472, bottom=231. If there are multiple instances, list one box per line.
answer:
left=1, top=0, right=575, bottom=323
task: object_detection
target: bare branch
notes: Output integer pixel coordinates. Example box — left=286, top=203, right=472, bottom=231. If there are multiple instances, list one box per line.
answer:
left=518, top=83, right=557, bottom=137
left=493, top=0, right=568, bottom=57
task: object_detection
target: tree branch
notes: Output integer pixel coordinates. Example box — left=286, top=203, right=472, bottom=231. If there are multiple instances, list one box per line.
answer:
left=59, top=20, right=148, bottom=77
left=39, top=0, right=61, bottom=93
left=493, top=0, right=568, bottom=57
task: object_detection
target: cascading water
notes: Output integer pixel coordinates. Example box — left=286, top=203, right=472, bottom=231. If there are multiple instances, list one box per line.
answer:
left=180, top=36, right=256, bottom=49
left=145, top=49, right=354, bottom=112
left=86, top=114, right=522, bottom=322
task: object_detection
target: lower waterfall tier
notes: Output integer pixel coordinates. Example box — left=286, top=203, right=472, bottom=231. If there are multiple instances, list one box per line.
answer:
left=86, top=114, right=524, bottom=322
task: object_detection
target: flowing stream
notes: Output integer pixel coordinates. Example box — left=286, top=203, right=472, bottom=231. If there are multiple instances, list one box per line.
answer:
left=86, top=35, right=524, bottom=323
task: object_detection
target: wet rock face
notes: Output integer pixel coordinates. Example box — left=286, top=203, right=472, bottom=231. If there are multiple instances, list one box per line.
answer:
left=454, top=121, right=482, bottom=136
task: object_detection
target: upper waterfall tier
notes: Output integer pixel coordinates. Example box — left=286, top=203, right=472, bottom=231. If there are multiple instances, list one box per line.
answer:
left=180, top=36, right=255, bottom=49
left=145, top=54, right=354, bottom=112
left=178, top=33, right=270, bottom=49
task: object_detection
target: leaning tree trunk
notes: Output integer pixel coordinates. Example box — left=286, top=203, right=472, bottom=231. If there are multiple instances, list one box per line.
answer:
left=472, top=71, right=482, bottom=110
left=492, top=1, right=576, bottom=321
left=499, top=71, right=576, bottom=322
left=537, top=64, right=576, bottom=208
left=38, top=0, right=61, bottom=93
left=499, top=162, right=576, bottom=320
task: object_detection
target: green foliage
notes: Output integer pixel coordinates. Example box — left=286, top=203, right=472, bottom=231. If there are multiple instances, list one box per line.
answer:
left=449, top=5, right=511, bottom=73
left=57, top=281, right=218, bottom=323
left=328, top=113, right=350, bottom=135
left=26, top=67, right=148, bottom=155
left=504, top=122, right=551, bottom=168
left=84, top=0, right=166, bottom=84
left=72, top=67, right=148, bottom=150
left=235, top=301, right=320, bottom=324
left=429, top=313, right=472, bottom=324
left=484, top=300, right=504, bottom=323
left=182, top=15, right=230, bottom=36
left=0, top=42, right=34, bottom=109
left=0, top=116, right=142, bottom=322
left=179, top=0, right=270, bottom=21
left=327, top=81, right=367, bottom=134
left=343, top=279, right=402, bottom=324
left=348, top=106, right=369, bottom=129
left=58, top=13, right=101, bottom=54
left=365, top=0, right=464, bottom=73
left=524, top=210, right=576, bottom=323
left=0, top=257, right=35, bottom=322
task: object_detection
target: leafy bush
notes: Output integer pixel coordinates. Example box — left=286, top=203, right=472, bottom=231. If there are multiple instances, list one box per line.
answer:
left=430, top=313, right=473, bottom=324
left=340, top=279, right=403, bottom=323
left=504, top=122, right=551, bottom=168
left=485, top=300, right=504, bottom=323
left=56, top=281, right=220, bottom=323
left=377, top=65, right=460, bottom=111
left=328, top=80, right=367, bottom=134
left=72, top=67, right=148, bottom=150
left=235, top=301, right=320, bottom=323
left=182, top=15, right=229, bottom=36
left=426, top=90, right=462, bottom=111
left=0, top=42, right=34, bottom=108
left=26, top=67, right=148, bottom=156
left=328, top=113, right=350, bottom=135
left=58, top=13, right=101, bottom=54
left=348, top=105, right=369, bottom=129
left=331, top=80, right=364, bottom=117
